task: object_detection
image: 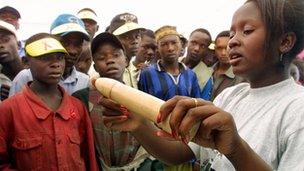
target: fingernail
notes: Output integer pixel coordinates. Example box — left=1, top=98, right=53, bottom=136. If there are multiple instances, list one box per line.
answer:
left=120, top=105, right=130, bottom=117
left=156, top=113, right=162, bottom=123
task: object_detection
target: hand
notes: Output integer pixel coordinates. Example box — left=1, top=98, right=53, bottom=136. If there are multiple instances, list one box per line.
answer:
left=158, top=96, right=241, bottom=156
left=99, top=96, right=146, bottom=132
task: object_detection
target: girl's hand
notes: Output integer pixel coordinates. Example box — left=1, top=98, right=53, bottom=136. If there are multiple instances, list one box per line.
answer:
left=158, top=96, right=241, bottom=156
left=99, top=96, right=146, bottom=132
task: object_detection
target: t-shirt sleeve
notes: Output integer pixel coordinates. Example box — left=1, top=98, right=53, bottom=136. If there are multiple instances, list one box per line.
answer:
left=277, top=129, right=304, bottom=170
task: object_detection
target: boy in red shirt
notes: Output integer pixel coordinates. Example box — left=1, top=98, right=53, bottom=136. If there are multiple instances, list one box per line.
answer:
left=0, top=33, right=97, bottom=171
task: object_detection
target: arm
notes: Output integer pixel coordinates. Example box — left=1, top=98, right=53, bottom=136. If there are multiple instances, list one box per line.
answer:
left=131, top=120, right=195, bottom=165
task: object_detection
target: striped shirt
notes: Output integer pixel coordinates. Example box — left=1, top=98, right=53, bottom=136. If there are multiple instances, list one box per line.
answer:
left=138, top=60, right=201, bottom=101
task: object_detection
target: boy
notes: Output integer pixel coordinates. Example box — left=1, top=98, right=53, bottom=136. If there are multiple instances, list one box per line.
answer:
left=73, top=32, right=149, bottom=170
left=9, top=14, right=90, bottom=96
left=0, top=33, right=97, bottom=170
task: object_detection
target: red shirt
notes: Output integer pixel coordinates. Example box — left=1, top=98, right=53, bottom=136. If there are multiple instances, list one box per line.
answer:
left=0, top=85, right=98, bottom=171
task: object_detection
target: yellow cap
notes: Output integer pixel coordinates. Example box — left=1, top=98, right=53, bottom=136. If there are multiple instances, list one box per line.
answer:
left=25, top=37, right=68, bottom=57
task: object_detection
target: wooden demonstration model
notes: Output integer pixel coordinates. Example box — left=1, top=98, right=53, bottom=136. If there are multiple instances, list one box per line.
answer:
left=94, top=77, right=199, bottom=140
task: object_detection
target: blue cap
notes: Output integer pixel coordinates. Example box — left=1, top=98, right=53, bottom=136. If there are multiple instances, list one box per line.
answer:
left=50, top=14, right=90, bottom=40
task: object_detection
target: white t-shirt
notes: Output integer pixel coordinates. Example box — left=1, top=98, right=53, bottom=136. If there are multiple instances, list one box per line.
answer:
left=190, top=78, right=304, bottom=170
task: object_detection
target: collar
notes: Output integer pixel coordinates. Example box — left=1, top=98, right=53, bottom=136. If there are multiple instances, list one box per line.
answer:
left=213, top=63, right=235, bottom=79
left=24, top=83, right=72, bottom=120
left=155, top=60, right=187, bottom=72
left=225, top=66, right=235, bottom=78
left=62, top=67, right=78, bottom=83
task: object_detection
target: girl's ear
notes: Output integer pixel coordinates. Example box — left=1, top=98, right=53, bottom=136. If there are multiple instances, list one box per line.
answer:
left=279, top=32, right=297, bottom=54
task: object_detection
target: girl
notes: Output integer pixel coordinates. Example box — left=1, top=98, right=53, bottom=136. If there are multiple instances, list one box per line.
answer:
left=102, top=0, right=304, bottom=170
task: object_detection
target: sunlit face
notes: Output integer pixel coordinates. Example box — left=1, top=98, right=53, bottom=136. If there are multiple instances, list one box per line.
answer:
left=93, top=43, right=126, bottom=81
left=158, top=34, right=181, bottom=64
left=215, top=36, right=230, bottom=64
left=187, top=31, right=210, bottom=62
left=118, top=29, right=141, bottom=60
left=228, top=1, right=268, bottom=81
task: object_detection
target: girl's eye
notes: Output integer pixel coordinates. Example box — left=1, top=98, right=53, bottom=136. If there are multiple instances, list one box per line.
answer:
left=243, top=29, right=254, bottom=35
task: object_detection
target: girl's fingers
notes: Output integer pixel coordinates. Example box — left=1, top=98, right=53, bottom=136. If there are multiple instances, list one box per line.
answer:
left=98, top=97, right=121, bottom=112
left=103, top=115, right=128, bottom=128
left=169, top=98, right=199, bottom=138
left=158, top=96, right=188, bottom=122
left=178, top=105, right=220, bottom=137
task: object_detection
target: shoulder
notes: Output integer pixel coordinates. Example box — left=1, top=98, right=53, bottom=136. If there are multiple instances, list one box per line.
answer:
left=213, top=82, right=250, bottom=105
left=75, top=70, right=89, bottom=81
left=140, top=64, right=157, bottom=75
left=72, top=88, right=90, bottom=101
left=12, top=69, right=32, bottom=82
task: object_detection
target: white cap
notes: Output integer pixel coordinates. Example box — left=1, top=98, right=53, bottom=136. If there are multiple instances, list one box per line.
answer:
left=0, top=20, right=17, bottom=37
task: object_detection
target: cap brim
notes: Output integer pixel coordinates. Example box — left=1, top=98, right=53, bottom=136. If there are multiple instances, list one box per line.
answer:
left=113, top=22, right=145, bottom=36
left=50, top=22, right=90, bottom=40
left=77, top=11, right=98, bottom=23
left=25, top=37, right=68, bottom=57
left=91, top=32, right=124, bottom=54
left=0, top=20, right=17, bottom=37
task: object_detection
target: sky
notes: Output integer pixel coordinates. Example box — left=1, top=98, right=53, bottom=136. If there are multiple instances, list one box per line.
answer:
left=1, top=0, right=246, bottom=40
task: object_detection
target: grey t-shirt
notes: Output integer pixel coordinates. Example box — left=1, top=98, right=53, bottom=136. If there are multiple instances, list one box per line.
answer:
left=190, top=78, right=304, bottom=170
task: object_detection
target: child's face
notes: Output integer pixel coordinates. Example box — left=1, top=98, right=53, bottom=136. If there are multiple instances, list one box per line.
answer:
left=29, top=53, right=65, bottom=85
left=228, top=1, right=268, bottom=80
left=187, top=31, right=210, bottom=62
left=93, top=43, right=126, bottom=81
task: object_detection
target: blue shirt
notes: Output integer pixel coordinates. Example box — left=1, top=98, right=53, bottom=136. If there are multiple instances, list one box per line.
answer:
left=9, top=67, right=89, bottom=96
left=138, top=61, right=201, bottom=101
